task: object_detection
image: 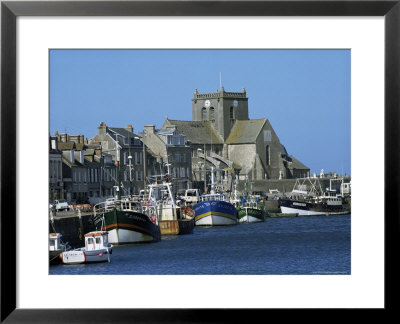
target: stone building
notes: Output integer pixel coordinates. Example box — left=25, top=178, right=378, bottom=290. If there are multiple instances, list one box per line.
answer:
left=141, top=125, right=192, bottom=191
left=49, top=136, right=64, bottom=201
left=162, top=87, right=310, bottom=184
left=92, top=122, right=161, bottom=195
left=58, top=141, right=90, bottom=203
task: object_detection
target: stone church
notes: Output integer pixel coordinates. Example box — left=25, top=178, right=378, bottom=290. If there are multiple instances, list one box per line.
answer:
left=162, top=87, right=309, bottom=183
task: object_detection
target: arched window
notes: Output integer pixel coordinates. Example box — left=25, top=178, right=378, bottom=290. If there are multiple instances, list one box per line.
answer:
left=210, top=107, right=215, bottom=120
left=266, top=145, right=270, bottom=165
left=230, top=107, right=234, bottom=119
left=202, top=107, right=207, bottom=120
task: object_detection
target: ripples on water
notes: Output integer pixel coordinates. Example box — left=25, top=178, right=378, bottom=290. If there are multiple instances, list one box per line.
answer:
left=50, top=215, right=350, bottom=275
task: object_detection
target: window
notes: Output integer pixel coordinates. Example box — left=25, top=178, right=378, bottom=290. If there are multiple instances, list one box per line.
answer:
left=210, top=107, right=215, bottom=120
left=264, top=130, right=272, bottom=142
left=95, top=237, right=101, bottom=244
left=230, top=107, right=234, bottom=119
left=202, top=107, right=207, bottom=120
left=266, top=145, right=270, bottom=165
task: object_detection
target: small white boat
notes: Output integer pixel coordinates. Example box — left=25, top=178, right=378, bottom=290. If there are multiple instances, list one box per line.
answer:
left=60, top=231, right=113, bottom=264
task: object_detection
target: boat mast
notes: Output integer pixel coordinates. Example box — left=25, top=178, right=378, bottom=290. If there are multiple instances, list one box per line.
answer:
left=210, top=167, right=216, bottom=195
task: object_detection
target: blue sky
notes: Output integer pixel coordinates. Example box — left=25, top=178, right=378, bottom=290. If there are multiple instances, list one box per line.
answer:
left=50, top=49, right=351, bottom=175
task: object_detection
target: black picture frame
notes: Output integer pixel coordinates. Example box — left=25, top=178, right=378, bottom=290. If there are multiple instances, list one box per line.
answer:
left=1, top=0, right=399, bottom=322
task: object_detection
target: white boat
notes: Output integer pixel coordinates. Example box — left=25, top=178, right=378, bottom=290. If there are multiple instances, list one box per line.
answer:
left=60, top=231, right=113, bottom=264
left=237, top=196, right=266, bottom=223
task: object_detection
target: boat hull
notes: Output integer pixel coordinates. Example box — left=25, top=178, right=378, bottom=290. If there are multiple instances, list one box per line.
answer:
left=237, top=207, right=266, bottom=223
left=178, top=218, right=195, bottom=234
left=61, top=248, right=111, bottom=264
left=193, top=200, right=237, bottom=226
left=94, top=209, right=161, bottom=244
left=279, top=199, right=350, bottom=216
left=268, top=212, right=298, bottom=218
left=49, top=250, right=63, bottom=265
left=158, top=220, right=180, bottom=235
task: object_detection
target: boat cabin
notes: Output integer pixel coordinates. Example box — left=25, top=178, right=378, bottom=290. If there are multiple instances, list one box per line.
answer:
left=184, top=189, right=200, bottom=204
left=49, top=233, right=62, bottom=251
left=84, top=231, right=109, bottom=252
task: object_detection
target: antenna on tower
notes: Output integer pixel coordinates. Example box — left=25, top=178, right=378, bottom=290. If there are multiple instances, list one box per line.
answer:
left=219, top=72, right=222, bottom=90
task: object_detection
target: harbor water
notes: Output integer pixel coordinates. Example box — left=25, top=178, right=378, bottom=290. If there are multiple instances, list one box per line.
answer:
left=50, top=214, right=350, bottom=275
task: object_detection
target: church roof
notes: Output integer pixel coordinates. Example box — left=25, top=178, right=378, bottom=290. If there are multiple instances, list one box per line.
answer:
left=226, top=119, right=267, bottom=144
left=289, top=155, right=310, bottom=170
left=163, top=119, right=223, bottom=144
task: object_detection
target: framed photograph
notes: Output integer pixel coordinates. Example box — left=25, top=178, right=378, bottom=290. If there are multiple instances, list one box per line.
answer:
left=1, top=0, right=398, bottom=322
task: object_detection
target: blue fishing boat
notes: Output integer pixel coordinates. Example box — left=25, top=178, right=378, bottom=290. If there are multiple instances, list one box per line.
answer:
left=193, top=167, right=237, bottom=226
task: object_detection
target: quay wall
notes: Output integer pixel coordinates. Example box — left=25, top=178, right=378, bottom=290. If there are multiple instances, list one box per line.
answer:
left=263, top=200, right=281, bottom=213
left=49, top=214, right=96, bottom=248
left=237, top=177, right=351, bottom=194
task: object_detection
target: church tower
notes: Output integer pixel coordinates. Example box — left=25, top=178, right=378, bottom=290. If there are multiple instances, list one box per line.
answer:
left=192, top=87, right=249, bottom=141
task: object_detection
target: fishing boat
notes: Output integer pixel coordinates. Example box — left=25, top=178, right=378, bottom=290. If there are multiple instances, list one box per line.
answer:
left=60, top=231, right=113, bottom=264
left=237, top=196, right=266, bottom=223
left=49, top=233, right=70, bottom=265
left=279, top=178, right=351, bottom=216
left=93, top=196, right=161, bottom=244
left=146, top=177, right=194, bottom=235
left=193, top=167, right=238, bottom=226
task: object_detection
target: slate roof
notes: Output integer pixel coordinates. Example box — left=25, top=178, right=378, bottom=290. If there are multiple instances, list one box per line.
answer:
left=163, top=119, right=223, bottom=145
left=289, top=155, right=310, bottom=170
left=57, top=141, right=85, bottom=151
left=107, top=128, right=142, bottom=148
left=225, top=119, right=266, bottom=144
left=57, top=141, right=75, bottom=151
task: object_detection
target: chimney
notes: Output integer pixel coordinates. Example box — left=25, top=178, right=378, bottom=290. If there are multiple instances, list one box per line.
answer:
left=125, top=125, right=134, bottom=133
left=144, top=125, right=155, bottom=134
left=98, top=122, right=107, bottom=137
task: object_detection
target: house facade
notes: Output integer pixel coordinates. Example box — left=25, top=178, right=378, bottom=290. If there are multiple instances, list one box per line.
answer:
left=49, top=136, right=64, bottom=201
left=141, top=125, right=192, bottom=191
left=92, top=122, right=161, bottom=195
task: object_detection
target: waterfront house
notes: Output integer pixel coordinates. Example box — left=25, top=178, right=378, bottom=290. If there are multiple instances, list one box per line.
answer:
left=92, top=122, right=161, bottom=195
left=49, top=136, right=64, bottom=201
left=141, top=125, right=192, bottom=191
